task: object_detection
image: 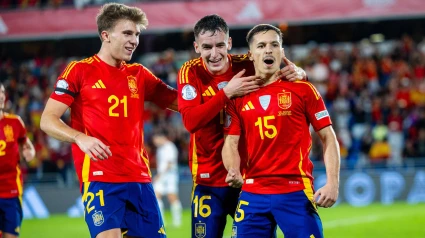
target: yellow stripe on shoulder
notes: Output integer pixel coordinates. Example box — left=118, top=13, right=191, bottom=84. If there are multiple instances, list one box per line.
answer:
left=179, top=59, right=200, bottom=84
left=126, top=62, right=142, bottom=68
left=294, top=81, right=320, bottom=100
left=3, top=113, right=19, bottom=119
left=61, top=61, right=77, bottom=79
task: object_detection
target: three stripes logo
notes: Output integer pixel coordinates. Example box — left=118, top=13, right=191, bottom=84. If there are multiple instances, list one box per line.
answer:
left=242, top=101, right=255, bottom=111
left=92, top=80, right=106, bottom=89
left=202, top=86, right=216, bottom=96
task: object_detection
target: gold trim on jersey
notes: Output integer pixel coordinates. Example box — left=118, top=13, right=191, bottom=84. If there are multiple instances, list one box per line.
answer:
left=82, top=181, right=91, bottom=216
left=82, top=154, right=90, bottom=182
left=202, top=86, right=216, bottom=96
left=16, top=165, right=23, bottom=196
left=191, top=134, right=198, bottom=183
left=141, top=149, right=152, bottom=177
left=294, top=81, right=320, bottom=100
left=179, top=59, right=201, bottom=84
left=298, top=146, right=317, bottom=210
left=61, top=61, right=77, bottom=79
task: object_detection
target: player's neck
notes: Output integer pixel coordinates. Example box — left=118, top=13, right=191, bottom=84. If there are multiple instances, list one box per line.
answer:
left=258, top=72, right=278, bottom=86
left=97, top=49, right=123, bottom=68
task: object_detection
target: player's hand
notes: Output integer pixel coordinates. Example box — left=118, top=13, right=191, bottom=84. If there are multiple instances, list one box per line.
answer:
left=313, top=183, right=339, bottom=208
left=274, top=54, right=306, bottom=82
left=223, top=69, right=263, bottom=98
left=225, top=168, right=243, bottom=188
left=22, top=143, right=35, bottom=161
left=75, top=134, right=112, bottom=161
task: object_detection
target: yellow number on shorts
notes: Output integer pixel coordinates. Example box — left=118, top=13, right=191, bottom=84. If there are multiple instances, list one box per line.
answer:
left=85, top=189, right=105, bottom=214
left=234, top=200, right=249, bottom=222
left=0, top=140, right=6, bottom=156
left=193, top=195, right=212, bottom=218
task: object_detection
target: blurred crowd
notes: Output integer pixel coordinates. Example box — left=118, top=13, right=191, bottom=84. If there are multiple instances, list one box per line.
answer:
left=0, top=35, right=424, bottom=186
left=0, top=0, right=216, bottom=10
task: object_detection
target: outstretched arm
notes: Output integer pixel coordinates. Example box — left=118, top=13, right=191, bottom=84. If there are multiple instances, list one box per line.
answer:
left=313, top=126, right=340, bottom=208
left=40, top=98, right=112, bottom=161
left=275, top=51, right=307, bottom=81
left=222, top=134, right=243, bottom=188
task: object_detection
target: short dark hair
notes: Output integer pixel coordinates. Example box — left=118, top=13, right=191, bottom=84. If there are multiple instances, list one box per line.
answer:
left=246, top=24, right=283, bottom=47
left=193, top=14, right=229, bottom=40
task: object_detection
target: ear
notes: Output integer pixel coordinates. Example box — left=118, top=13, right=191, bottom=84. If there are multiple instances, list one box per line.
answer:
left=248, top=51, right=253, bottom=61
left=227, top=36, right=233, bottom=51
left=101, top=30, right=110, bottom=42
left=193, top=41, right=200, bottom=54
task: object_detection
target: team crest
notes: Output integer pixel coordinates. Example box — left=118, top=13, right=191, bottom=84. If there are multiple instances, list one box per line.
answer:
left=4, top=125, right=14, bottom=142
left=92, top=210, right=104, bottom=226
left=278, top=91, right=292, bottom=109
left=217, top=81, right=228, bottom=90
left=195, top=222, right=206, bottom=238
left=127, top=76, right=139, bottom=98
left=259, top=95, right=271, bottom=110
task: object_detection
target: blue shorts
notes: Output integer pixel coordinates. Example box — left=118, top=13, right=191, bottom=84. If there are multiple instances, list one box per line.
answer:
left=191, top=184, right=241, bottom=238
left=232, top=190, right=323, bottom=238
left=0, top=197, right=23, bottom=236
left=82, top=182, right=165, bottom=238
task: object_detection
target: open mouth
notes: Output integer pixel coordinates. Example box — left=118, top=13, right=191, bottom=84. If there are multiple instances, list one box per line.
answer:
left=263, top=57, right=275, bottom=66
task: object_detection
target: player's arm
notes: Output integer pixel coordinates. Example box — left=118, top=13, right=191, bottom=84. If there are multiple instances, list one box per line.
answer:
left=274, top=51, right=307, bottom=81
left=167, top=98, right=178, bottom=112
left=178, top=69, right=260, bottom=133
left=313, top=125, right=340, bottom=208
left=143, top=66, right=178, bottom=112
left=222, top=134, right=243, bottom=188
left=40, top=99, right=111, bottom=161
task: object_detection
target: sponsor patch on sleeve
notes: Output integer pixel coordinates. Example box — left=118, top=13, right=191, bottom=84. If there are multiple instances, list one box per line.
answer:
left=55, top=79, right=69, bottom=95
left=315, top=110, right=329, bottom=120
left=181, top=84, right=197, bottom=100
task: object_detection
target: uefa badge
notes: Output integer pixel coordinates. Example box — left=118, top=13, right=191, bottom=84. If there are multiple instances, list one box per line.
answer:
left=231, top=225, right=237, bottom=238
left=217, top=81, right=228, bottom=90
left=92, top=210, right=104, bottom=226
left=195, top=222, right=206, bottom=238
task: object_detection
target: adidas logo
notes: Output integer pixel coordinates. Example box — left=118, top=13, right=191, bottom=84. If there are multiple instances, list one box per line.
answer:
left=202, top=86, right=216, bottom=96
left=92, top=80, right=106, bottom=89
left=242, top=101, right=255, bottom=111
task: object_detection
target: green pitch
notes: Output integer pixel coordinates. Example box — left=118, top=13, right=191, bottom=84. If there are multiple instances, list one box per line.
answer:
left=20, top=203, right=425, bottom=238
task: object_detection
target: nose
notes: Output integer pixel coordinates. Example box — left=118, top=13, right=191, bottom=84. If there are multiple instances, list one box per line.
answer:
left=210, top=47, right=218, bottom=57
left=265, top=44, right=273, bottom=54
left=130, top=35, right=138, bottom=46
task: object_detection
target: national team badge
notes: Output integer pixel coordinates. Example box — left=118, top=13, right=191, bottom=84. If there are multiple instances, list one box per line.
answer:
left=4, top=125, right=14, bottom=142
left=217, top=81, right=228, bottom=90
left=92, top=210, right=104, bottom=226
left=231, top=226, right=237, bottom=238
left=195, top=222, right=206, bottom=238
left=127, top=75, right=139, bottom=98
left=259, top=95, right=271, bottom=110
left=278, top=91, right=291, bottom=109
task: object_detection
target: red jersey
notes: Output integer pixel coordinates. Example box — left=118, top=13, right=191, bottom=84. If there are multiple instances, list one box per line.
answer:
left=50, top=55, right=177, bottom=184
left=178, top=54, right=254, bottom=187
left=0, top=114, right=27, bottom=198
left=225, top=80, right=332, bottom=194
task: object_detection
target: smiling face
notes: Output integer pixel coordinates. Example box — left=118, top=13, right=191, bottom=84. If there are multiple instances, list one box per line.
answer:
left=193, top=30, right=232, bottom=75
left=103, top=19, right=141, bottom=63
left=248, top=30, right=283, bottom=79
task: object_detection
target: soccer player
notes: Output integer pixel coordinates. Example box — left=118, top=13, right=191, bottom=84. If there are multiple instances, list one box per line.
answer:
left=0, top=83, right=35, bottom=238
left=152, top=130, right=182, bottom=227
left=178, top=15, right=307, bottom=238
left=40, top=3, right=177, bottom=238
left=222, top=24, right=340, bottom=238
